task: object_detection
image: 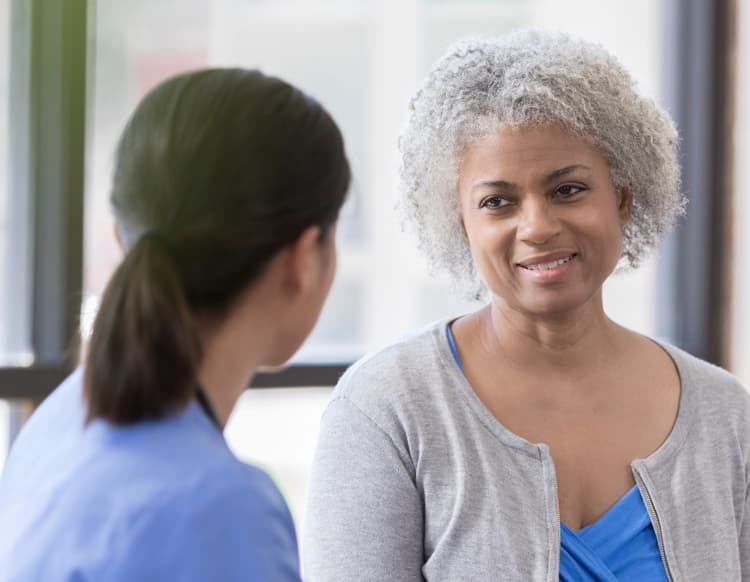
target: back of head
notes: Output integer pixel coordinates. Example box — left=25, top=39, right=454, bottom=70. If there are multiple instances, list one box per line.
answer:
left=399, top=30, right=683, bottom=298
left=85, top=68, right=350, bottom=424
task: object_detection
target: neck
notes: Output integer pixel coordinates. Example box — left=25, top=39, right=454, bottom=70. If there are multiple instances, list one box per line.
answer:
left=195, top=305, right=267, bottom=429
left=196, top=343, right=257, bottom=429
left=477, top=292, right=624, bottom=372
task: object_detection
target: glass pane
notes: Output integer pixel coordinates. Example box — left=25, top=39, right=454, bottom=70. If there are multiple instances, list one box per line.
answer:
left=732, top=2, right=750, bottom=385
left=86, top=0, right=667, bottom=527
left=0, top=0, right=31, bottom=366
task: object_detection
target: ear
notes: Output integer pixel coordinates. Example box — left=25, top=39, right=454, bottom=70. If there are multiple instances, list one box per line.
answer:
left=617, top=186, right=633, bottom=225
left=280, top=225, right=323, bottom=298
left=113, top=221, right=125, bottom=252
left=455, top=180, right=470, bottom=242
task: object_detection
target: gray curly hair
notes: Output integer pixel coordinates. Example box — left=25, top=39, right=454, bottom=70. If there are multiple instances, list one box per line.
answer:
left=398, top=29, right=684, bottom=299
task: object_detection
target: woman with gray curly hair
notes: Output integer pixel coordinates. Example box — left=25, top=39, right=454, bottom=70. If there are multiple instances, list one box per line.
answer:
left=304, top=30, right=750, bottom=581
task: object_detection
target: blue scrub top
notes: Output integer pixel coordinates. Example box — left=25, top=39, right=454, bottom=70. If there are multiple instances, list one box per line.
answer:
left=446, top=324, right=668, bottom=581
left=0, top=370, right=301, bottom=582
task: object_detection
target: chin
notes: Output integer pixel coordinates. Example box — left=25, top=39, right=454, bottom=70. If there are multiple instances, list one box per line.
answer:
left=257, top=348, right=297, bottom=372
left=513, top=290, right=592, bottom=318
left=256, top=362, right=289, bottom=374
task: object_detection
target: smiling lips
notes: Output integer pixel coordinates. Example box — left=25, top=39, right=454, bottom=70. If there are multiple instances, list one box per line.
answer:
left=516, top=252, right=578, bottom=281
left=518, top=252, right=578, bottom=270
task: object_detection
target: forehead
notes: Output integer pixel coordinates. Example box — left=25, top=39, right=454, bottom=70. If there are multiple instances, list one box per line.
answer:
left=460, top=124, right=607, bottom=177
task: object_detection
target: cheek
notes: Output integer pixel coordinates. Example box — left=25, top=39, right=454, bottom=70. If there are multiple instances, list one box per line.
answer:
left=579, top=210, right=625, bottom=266
left=465, top=217, right=511, bottom=255
left=324, top=245, right=337, bottom=293
left=603, top=208, right=626, bottom=245
left=464, top=220, right=515, bottom=283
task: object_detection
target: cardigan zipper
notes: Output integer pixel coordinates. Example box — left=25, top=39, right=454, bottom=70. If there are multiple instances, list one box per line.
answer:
left=632, top=466, right=674, bottom=582
left=544, top=447, right=562, bottom=581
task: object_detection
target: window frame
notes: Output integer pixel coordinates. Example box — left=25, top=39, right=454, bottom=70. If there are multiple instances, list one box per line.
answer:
left=0, top=0, right=87, bottom=402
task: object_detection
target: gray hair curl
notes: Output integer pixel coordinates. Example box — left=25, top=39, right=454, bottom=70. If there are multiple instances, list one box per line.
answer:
left=398, top=29, right=684, bottom=299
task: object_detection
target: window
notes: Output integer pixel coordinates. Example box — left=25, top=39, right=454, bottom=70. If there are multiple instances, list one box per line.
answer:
left=0, top=0, right=53, bottom=371
left=84, top=0, right=667, bottom=527
left=0, top=0, right=87, bottom=471
left=0, top=0, right=30, bottom=363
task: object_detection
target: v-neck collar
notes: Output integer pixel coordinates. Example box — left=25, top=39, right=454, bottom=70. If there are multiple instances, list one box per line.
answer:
left=564, top=484, right=642, bottom=535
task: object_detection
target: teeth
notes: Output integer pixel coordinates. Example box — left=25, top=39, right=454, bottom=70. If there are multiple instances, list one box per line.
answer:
left=525, top=255, right=575, bottom=271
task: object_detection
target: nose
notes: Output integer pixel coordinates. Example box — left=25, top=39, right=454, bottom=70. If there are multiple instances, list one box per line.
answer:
left=517, top=196, right=561, bottom=245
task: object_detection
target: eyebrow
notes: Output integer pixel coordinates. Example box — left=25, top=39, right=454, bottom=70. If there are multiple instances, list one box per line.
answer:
left=471, top=164, right=592, bottom=193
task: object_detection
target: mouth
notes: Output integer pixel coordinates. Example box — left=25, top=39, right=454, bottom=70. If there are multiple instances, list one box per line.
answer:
left=518, top=253, right=578, bottom=271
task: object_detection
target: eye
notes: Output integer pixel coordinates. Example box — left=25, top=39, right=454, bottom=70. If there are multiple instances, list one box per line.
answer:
left=479, top=195, right=512, bottom=210
left=555, top=183, right=586, bottom=199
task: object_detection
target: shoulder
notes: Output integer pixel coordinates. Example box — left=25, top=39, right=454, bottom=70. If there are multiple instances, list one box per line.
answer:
left=11, top=368, right=85, bottom=441
left=186, top=463, right=295, bottom=537
left=321, top=320, right=465, bottom=458
left=1, top=369, right=86, bottom=486
left=657, top=340, right=750, bottom=432
left=116, top=410, right=294, bottom=526
left=328, top=319, right=457, bottom=421
left=660, top=341, right=749, bottom=403
left=124, top=462, right=300, bottom=580
left=179, top=461, right=297, bottom=547
left=335, top=319, right=451, bottom=403
left=219, top=462, right=295, bottom=525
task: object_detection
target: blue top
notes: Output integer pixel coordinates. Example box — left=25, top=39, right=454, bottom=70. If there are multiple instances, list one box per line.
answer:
left=0, top=370, right=301, bottom=582
left=446, top=324, right=668, bottom=581
left=560, top=485, right=668, bottom=581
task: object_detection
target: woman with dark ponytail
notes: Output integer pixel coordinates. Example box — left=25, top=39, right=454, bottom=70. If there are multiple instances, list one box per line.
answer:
left=0, top=69, right=349, bottom=581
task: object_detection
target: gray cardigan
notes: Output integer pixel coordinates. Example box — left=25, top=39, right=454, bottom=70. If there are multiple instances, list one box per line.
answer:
left=303, top=320, right=750, bottom=581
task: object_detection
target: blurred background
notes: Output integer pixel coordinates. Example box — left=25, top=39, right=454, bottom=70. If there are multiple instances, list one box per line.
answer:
left=0, top=0, right=747, bottom=539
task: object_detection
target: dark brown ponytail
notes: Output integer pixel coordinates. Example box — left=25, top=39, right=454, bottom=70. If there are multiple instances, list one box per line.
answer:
left=84, top=235, right=201, bottom=424
left=84, top=68, right=350, bottom=424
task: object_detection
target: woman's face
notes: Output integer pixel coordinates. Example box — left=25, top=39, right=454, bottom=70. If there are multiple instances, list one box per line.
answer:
left=457, top=124, right=631, bottom=318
